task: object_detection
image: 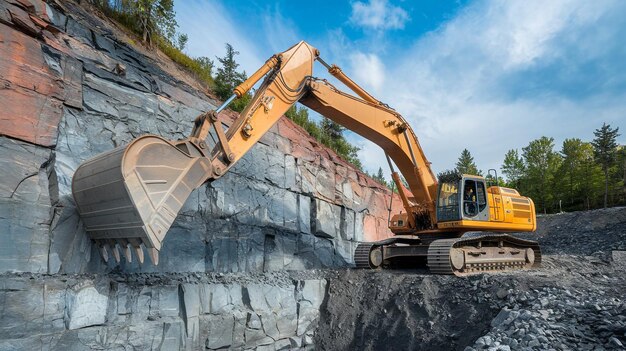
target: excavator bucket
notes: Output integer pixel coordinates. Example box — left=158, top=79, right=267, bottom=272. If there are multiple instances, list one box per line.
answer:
left=72, top=135, right=212, bottom=264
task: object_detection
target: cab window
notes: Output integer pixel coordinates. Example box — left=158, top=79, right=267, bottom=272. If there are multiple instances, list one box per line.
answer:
left=463, top=179, right=487, bottom=217
left=463, top=180, right=477, bottom=217
left=437, top=182, right=460, bottom=221
left=476, top=181, right=487, bottom=211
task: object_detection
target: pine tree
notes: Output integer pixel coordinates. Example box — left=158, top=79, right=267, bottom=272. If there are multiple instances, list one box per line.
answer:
left=321, top=118, right=344, bottom=140
left=455, top=149, right=481, bottom=176
left=372, top=167, right=387, bottom=186
left=501, top=149, right=525, bottom=189
left=578, top=143, right=604, bottom=210
left=591, top=123, right=620, bottom=208
left=618, top=146, right=626, bottom=205
left=558, top=138, right=586, bottom=207
left=177, top=33, right=188, bottom=51
left=214, top=43, right=247, bottom=101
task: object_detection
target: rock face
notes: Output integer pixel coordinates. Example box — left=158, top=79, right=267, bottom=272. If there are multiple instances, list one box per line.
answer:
left=0, top=0, right=401, bottom=276
left=3, top=2, right=626, bottom=351
left=0, top=0, right=401, bottom=349
left=0, top=273, right=327, bottom=350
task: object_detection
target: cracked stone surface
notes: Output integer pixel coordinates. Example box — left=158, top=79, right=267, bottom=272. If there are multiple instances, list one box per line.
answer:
left=1, top=2, right=626, bottom=351
left=0, top=0, right=399, bottom=349
left=0, top=0, right=401, bottom=276
left=0, top=272, right=328, bottom=350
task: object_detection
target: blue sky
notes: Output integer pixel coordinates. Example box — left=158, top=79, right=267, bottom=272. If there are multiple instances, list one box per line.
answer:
left=176, top=0, right=626, bottom=179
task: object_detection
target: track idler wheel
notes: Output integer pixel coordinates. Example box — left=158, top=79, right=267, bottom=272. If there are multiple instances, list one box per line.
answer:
left=525, top=248, right=535, bottom=265
left=354, top=243, right=383, bottom=269
left=450, top=248, right=465, bottom=271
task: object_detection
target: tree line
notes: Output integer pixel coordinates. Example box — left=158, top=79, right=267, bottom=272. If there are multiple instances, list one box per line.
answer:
left=459, top=123, right=624, bottom=213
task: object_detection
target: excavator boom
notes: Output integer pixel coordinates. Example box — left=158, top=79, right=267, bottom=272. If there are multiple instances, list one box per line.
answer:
left=72, top=41, right=539, bottom=274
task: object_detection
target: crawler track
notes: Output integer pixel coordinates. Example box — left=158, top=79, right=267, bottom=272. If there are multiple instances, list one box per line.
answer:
left=427, top=234, right=541, bottom=276
left=354, top=243, right=377, bottom=269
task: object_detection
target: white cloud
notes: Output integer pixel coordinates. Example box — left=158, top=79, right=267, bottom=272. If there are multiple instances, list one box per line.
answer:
left=372, top=0, right=626, bottom=176
left=349, top=52, right=385, bottom=91
left=261, top=5, right=300, bottom=55
left=350, top=0, right=409, bottom=31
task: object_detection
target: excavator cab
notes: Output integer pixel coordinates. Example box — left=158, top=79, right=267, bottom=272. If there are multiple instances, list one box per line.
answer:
left=436, top=175, right=489, bottom=223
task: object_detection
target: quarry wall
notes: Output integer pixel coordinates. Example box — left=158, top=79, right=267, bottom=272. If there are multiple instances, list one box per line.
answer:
left=0, top=0, right=401, bottom=276
left=0, top=1, right=400, bottom=349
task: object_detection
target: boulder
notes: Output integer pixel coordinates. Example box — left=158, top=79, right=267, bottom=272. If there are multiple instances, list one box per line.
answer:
left=65, top=282, right=109, bottom=330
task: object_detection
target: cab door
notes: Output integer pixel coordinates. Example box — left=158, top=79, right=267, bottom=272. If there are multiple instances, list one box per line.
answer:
left=461, top=177, right=490, bottom=221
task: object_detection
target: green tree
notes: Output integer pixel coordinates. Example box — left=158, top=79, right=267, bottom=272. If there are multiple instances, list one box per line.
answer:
left=135, top=0, right=177, bottom=46
left=522, top=137, right=562, bottom=213
left=501, top=149, right=525, bottom=189
left=591, top=123, right=620, bottom=208
left=176, top=33, right=188, bottom=51
left=213, top=44, right=250, bottom=112
left=578, top=142, right=604, bottom=210
left=455, top=149, right=481, bottom=176
left=214, top=43, right=248, bottom=101
left=372, top=167, right=387, bottom=186
left=618, top=146, right=626, bottom=205
left=321, top=118, right=344, bottom=140
left=558, top=138, right=587, bottom=207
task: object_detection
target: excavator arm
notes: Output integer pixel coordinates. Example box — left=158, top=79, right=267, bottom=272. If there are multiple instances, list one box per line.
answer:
left=300, top=78, right=438, bottom=230
left=202, top=41, right=439, bottom=229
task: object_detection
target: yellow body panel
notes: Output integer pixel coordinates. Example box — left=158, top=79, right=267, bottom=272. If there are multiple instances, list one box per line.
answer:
left=436, top=186, right=536, bottom=233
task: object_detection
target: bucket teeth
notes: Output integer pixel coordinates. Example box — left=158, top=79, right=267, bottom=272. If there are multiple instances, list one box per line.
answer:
left=148, top=248, right=159, bottom=265
left=111, top=243, right=121, bottom=264
left=135, top=246, right=145, bottom=264
left=94, top=239, right=154, bottom=265
left=100, top=244, right=109, bottom=263
left=129, top=239, right=144, bottom=264
left=122, top=243, right=132, bottom=263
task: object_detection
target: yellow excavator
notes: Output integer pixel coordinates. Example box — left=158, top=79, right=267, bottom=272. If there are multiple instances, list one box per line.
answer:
left=72, top=41, right=540, bottom=275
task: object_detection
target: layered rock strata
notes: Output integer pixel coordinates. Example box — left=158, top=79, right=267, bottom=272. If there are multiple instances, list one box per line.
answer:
left=0, top=0, right=401, bottom=275
left=0, top=273, right=327, bottom=350
left=0, top=1, right=401, bottom=349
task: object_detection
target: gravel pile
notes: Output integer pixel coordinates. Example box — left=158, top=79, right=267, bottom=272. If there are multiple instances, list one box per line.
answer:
left=467, top=282, right=626, bottom=350
left=514, top=207, right=626, bottom=256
